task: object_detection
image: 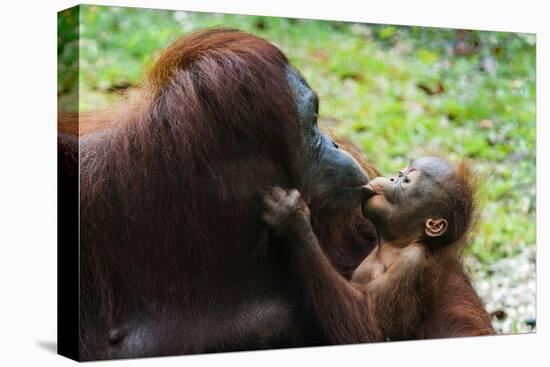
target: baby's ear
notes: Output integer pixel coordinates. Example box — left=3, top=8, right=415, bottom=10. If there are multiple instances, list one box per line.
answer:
left=425, top=218, right=448, bottom=237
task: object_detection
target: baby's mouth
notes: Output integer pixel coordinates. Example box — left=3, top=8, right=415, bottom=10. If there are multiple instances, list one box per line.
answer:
left=364, top=183, right=380, bottom=197
left=359, top=183, right=375, bottom=199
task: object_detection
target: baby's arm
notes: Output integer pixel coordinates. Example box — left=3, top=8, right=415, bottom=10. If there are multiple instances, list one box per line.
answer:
left=262, top=187, right=384, bottom=344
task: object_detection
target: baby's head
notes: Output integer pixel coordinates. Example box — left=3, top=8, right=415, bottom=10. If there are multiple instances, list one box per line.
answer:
left=362, top=157, right=477, bottom=249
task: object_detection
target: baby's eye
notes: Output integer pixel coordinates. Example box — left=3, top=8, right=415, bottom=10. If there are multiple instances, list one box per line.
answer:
left=403, top=177, right=410, bottom=184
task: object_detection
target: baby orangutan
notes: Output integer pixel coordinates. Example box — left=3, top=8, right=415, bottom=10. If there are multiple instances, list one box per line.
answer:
left=262, top=157, right=482, bottom=342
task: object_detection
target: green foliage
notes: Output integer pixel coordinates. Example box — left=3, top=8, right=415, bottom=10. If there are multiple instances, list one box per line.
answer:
left=57, top=7, right=80, bottom=97
left=58, top=5, right=536, bottom=265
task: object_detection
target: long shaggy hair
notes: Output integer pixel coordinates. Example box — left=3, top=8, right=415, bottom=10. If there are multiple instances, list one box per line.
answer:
left=78, top=29, right=304, bottom=358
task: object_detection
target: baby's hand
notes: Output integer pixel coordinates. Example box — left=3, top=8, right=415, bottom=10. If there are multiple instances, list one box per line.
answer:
left=261, top=187, right=310, bottom=234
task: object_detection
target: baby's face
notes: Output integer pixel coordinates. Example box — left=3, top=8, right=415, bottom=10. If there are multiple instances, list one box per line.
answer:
left=361, top=157, right=453, bottom=240
left=361, top=166, right=421, bottom=225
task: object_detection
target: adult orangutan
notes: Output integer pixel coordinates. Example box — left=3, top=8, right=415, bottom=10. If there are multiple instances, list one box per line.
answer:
left=58, top=28, right=491, bottom=361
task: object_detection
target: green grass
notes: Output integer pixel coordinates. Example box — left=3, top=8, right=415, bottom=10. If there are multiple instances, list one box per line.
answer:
left=58, top=5, right=536, bottom=266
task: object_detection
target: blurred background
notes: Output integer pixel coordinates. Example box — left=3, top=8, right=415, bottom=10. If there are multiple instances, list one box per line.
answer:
left=58, top=5, right=536, bottom=334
